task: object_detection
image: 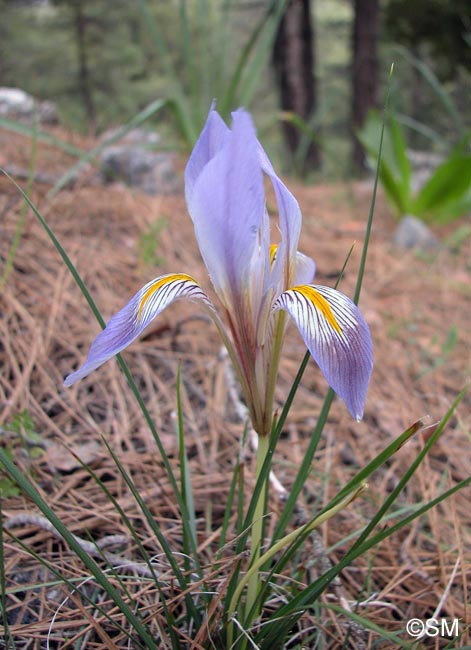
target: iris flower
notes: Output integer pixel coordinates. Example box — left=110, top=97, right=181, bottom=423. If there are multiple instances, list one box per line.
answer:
left=65, top=108, right=372, bottom=434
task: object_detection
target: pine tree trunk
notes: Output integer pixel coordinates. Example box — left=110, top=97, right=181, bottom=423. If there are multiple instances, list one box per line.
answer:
left=273, top=0, right=320, bottom=173
left=351, top=0, right=380, bottom=172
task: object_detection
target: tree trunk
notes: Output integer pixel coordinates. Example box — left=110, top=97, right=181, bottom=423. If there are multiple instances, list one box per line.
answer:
left=351, top=0, right=379, bottom=172
left=273, top=0, right=320, bottom=173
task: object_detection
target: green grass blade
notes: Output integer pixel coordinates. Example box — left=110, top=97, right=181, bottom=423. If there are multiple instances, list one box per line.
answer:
left=137, top=0, right=178, bottom=80
left=176, top=364, right=198, bottom=567
left=219, top=0, right=287, bottom=117
left=331, top=388, right=466, bottom=573
left=237, top=0, right=288, bottom=108
left=1, top=173, right=184, bottom=501
left=271, top=245, right=355, bottom=541
left=6, top=525, right=158, bottom=648
left=258, top=475, right=471, bottom=646
left=328, top=419, right=424, bottom=507
left=390, top=116, right=412, bottom=195
left=101, top=438, right=203, bottom=627
left=354, top=65, right=392, bottom=306
left=395, top=112, right=444, bottom=148
left=411, top=151, right=471, bottom=223
left=0, top=496, right=15, bottom=650
left=136, top=0, right=197, bottom=146
left=0, top=450, right=157, bottom=648
left=212, top=0, right=233, bottom=99
left=4, top=531, right=148, bottom=648
left=255, top=388, right=468, bottom=644
left=218, top=421, right=249, bottom=562
left=324, top=603, right=414, bottom=647
left=1, top=112, right=38, bottom=289
left=395, top=45, right=464, bottom=133
left=279, top=110, right=323, bottom=175
left=0, top=116, right=84, bottom=156
left=178, top=0, right=201, bottom=125
left=263, top=421, right=424, bottom=601
left=74, top=449, right=182, bottom=647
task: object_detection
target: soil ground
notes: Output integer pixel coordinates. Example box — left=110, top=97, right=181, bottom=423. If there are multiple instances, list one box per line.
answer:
left=1, top=127, right=470, bottom=648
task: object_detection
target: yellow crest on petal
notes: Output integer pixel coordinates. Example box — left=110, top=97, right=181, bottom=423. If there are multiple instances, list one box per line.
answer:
left=292, top=285, right=342, bottom=334
left=138, top=273, right=198, bottom=321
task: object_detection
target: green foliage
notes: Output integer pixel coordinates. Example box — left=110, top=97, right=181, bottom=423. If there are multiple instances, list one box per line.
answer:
left=0, top=447, right=20, bottom=498
left=358, top=110, right=471, bottom=223
left=2, top=87, right=470, bottom=648
left=0, top=410, right=43, bottom=498
left=384, top=0, right=471, bottom=81
left=392, top=45, right=469, bottom=147
left=1, top=118, right=37, bottom=289
left=0, top=0, right=285, bottom=140
left=136, top=0, right=288, bottom=146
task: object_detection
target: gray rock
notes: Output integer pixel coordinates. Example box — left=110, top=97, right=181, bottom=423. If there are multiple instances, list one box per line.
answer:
left=0, top=87, right=58, bottom=124
left=393, top=215, right=440, bottom=250
left=100, top=145, right=179, bottom=195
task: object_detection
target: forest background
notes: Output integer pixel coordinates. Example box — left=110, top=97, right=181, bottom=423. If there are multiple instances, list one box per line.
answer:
left=1, top=0, right=469, bottom=179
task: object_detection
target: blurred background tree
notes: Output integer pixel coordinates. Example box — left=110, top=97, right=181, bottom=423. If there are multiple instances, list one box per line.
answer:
left=273, top=0, right=321, bottom=173
left=0, top=0, right=469, bottom=175
left=351, top=0, right=380, bottom=171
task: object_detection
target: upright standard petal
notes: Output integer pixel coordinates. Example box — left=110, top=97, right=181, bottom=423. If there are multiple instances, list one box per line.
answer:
left=64, top=274, right=212, bottom=386
left=257, top=144, right=302, bottom=287
left=186, top=110, right=266, bottom=306
left=184, top=108, right=231, bottom=209
left=274, top=285, right=373, bottom=420
left=294, top=252, right=316, bottom=286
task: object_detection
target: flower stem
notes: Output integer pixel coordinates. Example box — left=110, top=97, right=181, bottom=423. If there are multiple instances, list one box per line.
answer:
left=229, top=482, right=368, bottom=620
left=245, top=432, right=270, bottom=624
left=263, top=312, right=286, bottom=434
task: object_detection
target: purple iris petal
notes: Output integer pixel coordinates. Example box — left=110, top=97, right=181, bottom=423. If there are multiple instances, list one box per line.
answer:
left=275, top=285, right=373, bottom=420
left=294, top=252, right=316, bottom=285
left=257, top=144, right=302, bottom=284
left=64, top=274, right=211, bottom=386
left=186, top=110, right=265, bottom=304
left=184, top=108, right=231, bottom=210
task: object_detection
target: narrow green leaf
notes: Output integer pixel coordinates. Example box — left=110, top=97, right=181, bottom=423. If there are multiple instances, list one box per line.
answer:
left=101, top=439, right=203, bottom=627
left=0, top=496, right=15, bottom=650
left=5, top=529, right=147, bottom=648
left=412, top=152, right=471, bottom=223
left=237, top=0, right=288, bottom=108
left=395, top=112, right=444, bottom=148
left=0, top=450, right=157, bottom=648
left=176, top=364, right=198, bottom=566
left=390, top=116, right=411, bottom=194
left=219, top=0, right=287, bottom=117
left=0, top=116, right=84, bottom=156
left=0, top=174, right=184, bottom=508
left=218, top=420, right=249, bottom=558
left=328, top=419, right=423, bottom=508
left=395, top=45, right=464, bottom=132
left=324, top=603, right=414, bottom=647
left=256, top=388, right=468, bottom=644
left=1, top=112, right=38, bottom=289
left=354, top=66, right=393, bottom=306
